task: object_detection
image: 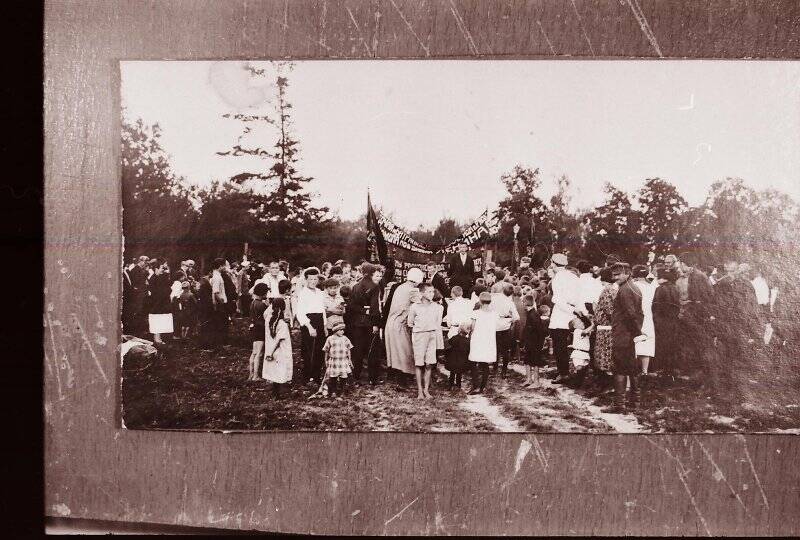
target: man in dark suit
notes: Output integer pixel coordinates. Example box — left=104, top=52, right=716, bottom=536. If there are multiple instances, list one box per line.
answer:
left=447, top=242, right=478, bottom=297
left=347, top=263, right=384, bottom=385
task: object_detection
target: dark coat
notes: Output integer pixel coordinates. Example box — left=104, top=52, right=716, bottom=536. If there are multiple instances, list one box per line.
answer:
left=523, top=309, right=548, bottom=367
left=431, top=271, right=450, bottom=299
left=445, top=333, right=470, bottom=374
left=713, top=275, right=762, bottom=339
left=652, top=281, right=681, bottom=370
left=348, top=277, right=382, bottom=328
left=147, top=272, right=173, bottom=315
left=612, top=278, right=643, bottom=375
left=448, top=253, right=478, bottom=293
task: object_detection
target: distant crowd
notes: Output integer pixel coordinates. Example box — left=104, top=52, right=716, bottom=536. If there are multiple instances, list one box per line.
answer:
left=122, top=241, right=797, bottom=409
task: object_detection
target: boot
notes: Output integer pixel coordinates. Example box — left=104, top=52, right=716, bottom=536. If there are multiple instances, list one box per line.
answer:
left=628, top=375, right=641, bottom=410
left=604, top=375, right=627, bottom=413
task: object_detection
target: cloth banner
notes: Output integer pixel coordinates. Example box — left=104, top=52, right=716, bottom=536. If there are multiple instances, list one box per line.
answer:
left=366, top=194, right=394, bottom=282
left=440, top=209, right=501, bottom=253
left=377, top=214, right=434, bottom=254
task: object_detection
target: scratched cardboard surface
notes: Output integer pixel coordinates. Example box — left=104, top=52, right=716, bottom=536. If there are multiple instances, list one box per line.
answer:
left=44, top=0, right=800, bottom=535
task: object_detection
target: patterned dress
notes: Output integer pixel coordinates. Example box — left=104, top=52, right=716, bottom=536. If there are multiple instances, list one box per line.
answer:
left=593, top=283, right=618, bottom=372
left=322, top=334, right=354, bottom=378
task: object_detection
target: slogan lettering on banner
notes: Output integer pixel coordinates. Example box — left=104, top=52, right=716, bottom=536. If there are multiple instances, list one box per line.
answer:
left=377, top=215, right=433, bottom=254
left=441, top=209, right=501, bottom=253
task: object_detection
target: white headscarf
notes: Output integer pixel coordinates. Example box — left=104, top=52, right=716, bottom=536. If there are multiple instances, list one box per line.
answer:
left=406, top=267, right=424, bottom=284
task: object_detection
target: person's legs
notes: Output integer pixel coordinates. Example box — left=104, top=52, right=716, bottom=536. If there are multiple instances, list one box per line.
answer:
left=498, top=330, right=511, bottom=377
left=609, top=374, right=627, bottom=412
left=479, top=364, right=489, bottom=391
left=350, top=325, right=368, bottom=381
left=532, top=367, right=540, bottom=387
left=448, top=371, right=455, bottom=388
left=328, top=377, right=338, bottom=397
left=640, top=355, right=650, bottom=375
left=415, top=367, right=425, bottom=398
left=366, top=332, right=381, bottom=384
left=469, top=362, right=482, bottom=394
left=628, top=373, right=641, bottom=409
left=551, top=329, right=571, bottom=379
left=300, top=325, right=314, bottom=382
left=310, top=316, right=326, bottom=382
left=423, top=366, right=433, bottom=398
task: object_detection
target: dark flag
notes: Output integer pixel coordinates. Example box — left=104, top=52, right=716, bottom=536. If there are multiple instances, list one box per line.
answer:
left=366, top=193, right=394, bottom=282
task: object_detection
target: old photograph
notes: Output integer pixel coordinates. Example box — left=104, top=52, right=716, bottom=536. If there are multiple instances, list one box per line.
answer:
left=119, top=60, right=800, bottom=433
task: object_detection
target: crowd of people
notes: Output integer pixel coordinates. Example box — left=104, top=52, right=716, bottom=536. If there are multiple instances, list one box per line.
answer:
left=121, top=241, right=795, bottom=411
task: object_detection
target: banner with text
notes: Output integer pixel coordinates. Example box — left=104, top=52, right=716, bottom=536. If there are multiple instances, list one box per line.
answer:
left=440, top=209, right=501, bottom=254
left=377, top=214, right=434, bottom=254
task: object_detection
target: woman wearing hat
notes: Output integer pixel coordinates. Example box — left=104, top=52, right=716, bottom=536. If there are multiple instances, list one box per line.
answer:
left=383, top=267, right=424, bottom=380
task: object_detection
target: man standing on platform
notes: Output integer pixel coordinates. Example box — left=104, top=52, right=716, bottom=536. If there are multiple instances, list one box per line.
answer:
left=448, top=242, right=478, bottom=297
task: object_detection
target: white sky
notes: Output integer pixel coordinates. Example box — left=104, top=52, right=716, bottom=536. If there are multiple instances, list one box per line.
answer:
left=121, top=60, right=800, bottom=228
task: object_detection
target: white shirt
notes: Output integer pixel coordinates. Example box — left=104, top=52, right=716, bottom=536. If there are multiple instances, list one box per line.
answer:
left=250, top=273, right=285, bottom=298
left=578, top=273, right=604, bottom=309
left=549, top=267, right=580, bottom=329
left=460, top=253, right=467, bottom=265
left=210, top=270, right=227, bottom=305
left=751, top=276, right=770, bottom=305
left=490, top=293, right=520, bottom=332
left=445, top=297, right=475, bottom=338
left=295, top=285, right=327, bottom=328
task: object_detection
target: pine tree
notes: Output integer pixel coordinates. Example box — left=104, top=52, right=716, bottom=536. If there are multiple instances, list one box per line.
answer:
left=216, top=62, right=329, bottom=253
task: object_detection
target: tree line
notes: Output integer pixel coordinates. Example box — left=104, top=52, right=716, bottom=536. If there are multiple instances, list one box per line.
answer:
left=122, top=65, right=800, bottom=282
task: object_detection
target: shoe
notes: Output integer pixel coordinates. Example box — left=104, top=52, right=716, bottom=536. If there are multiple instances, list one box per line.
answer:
left=468, top=388, right=481, bottom=395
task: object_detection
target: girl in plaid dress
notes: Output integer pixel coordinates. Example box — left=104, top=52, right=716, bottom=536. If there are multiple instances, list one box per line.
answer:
left=322, top=321, right=354, bottom=398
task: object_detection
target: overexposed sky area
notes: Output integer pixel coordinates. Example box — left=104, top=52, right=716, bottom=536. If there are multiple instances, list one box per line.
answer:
left=122, top=60, right=800, bottom=228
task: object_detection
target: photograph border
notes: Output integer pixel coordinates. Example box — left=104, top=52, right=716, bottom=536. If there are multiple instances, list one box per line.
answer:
left=45, top=1, right=800, bottom=535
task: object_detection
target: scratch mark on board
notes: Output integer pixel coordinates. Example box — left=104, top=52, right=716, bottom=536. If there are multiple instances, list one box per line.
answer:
left=736, top=435, right=769, bottom=509
left=345, top=7, right=373, bottom=56
left=624, top=0, right=664, bottom=57
left=45, top=311, right=64, bottom=399
left=569, top=0, right=596, bottom=56
left=384, top=496, right=419, bottom=527
left=645, top=437, right=712, bottom=537
left=513, top=438, right=532, bottom=475
left=693, top=436, right=747, bottom=512
left=71, top=312, right=109, bottom=383
left=529, top=435, right=549, bottom=471
left=536, top=20, right=556, bottom=55
left=389, top=0, right=430, bottom=56
left=447, top=0, right=479, bottom=55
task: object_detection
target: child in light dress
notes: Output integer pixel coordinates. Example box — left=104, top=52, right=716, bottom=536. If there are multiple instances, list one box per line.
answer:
left=262, top=298, right=293, bottom=398
left=468, top=291, right=502, bottom=394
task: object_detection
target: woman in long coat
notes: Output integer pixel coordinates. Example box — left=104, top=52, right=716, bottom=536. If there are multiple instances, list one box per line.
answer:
left=593, top=267, right=617, bottom=374
left=147, top=259, right=174, bottom=344
left=652, top=268, right=681, bottom=375
left=382, top=268, right=424, bottom=377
